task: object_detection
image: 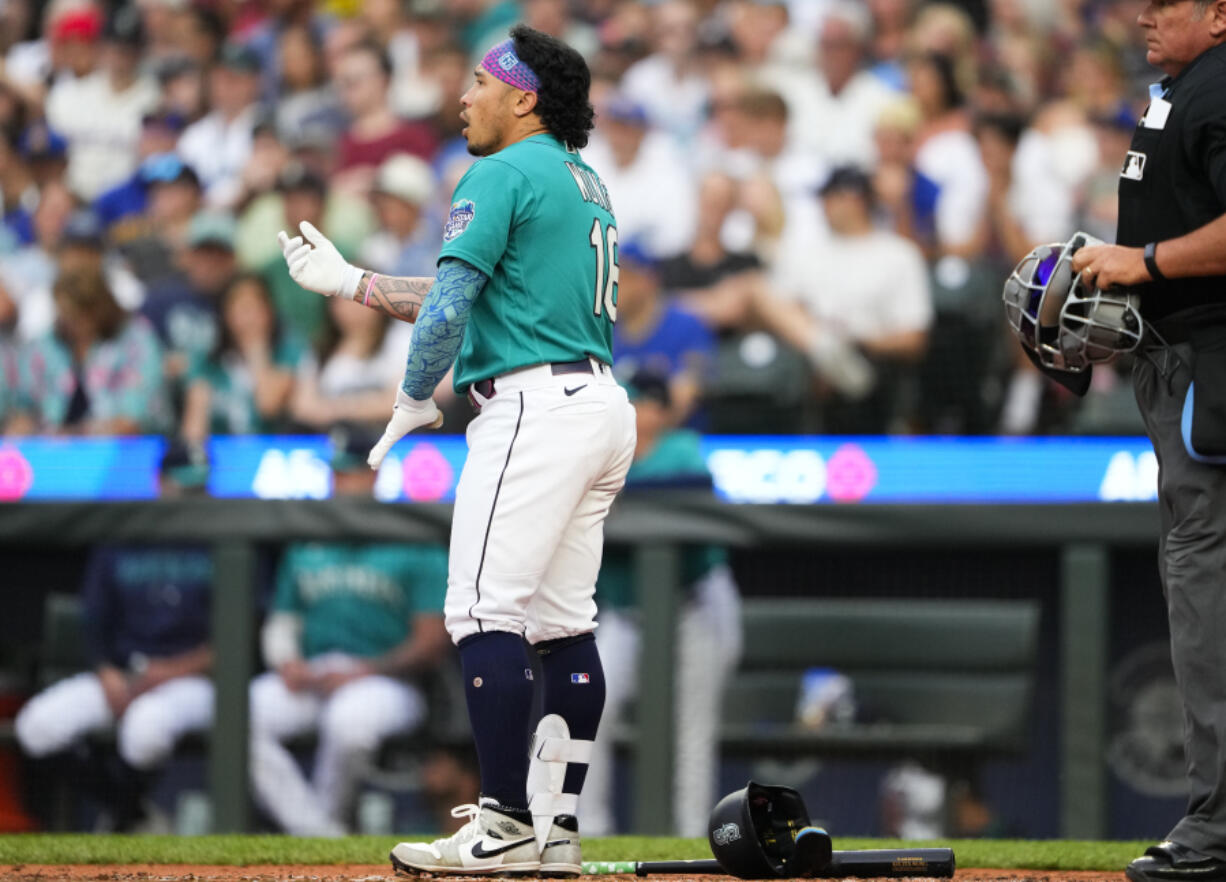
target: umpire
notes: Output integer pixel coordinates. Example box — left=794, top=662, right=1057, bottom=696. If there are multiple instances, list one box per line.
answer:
left=1073, top=3, right=1226, bottom=881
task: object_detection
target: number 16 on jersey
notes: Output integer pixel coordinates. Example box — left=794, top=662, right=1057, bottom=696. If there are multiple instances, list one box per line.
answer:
left=589, top=219, right=618, bottom=321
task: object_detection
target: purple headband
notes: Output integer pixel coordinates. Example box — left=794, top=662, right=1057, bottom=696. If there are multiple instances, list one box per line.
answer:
left=481, top=39, right=540, bottom=93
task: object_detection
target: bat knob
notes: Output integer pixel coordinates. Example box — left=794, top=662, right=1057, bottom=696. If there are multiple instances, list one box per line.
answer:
left=787, top=827, right=833, bottom=877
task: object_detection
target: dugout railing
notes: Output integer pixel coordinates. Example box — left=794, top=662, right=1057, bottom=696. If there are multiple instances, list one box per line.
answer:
left=0, top=494, right=1157, bottom=838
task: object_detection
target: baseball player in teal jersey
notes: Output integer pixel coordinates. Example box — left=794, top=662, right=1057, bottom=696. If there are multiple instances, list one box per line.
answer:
left=278, top=24, right=635, bottom=877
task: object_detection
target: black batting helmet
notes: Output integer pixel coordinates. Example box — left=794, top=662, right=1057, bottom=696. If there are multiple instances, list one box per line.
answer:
left=708, top=781, right=812, bottom=879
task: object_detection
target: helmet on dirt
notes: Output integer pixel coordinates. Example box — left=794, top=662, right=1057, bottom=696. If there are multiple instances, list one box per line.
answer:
left=708, top=781, right=812, bottom=879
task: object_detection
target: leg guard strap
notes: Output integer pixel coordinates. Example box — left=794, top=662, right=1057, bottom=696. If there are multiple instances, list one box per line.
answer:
left=527, top=714, right=593, bottom=850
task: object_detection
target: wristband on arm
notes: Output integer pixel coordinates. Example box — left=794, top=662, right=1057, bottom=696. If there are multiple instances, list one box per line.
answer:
left=1144, top=242, right=1166, bottom=282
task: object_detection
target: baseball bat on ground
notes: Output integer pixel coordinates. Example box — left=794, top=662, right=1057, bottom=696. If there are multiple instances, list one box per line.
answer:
left=583, top=848, right=955, bottom=878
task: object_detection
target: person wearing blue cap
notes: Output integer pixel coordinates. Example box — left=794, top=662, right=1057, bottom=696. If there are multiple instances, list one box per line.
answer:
left=611, top=237, right=715, bottom=429
left=582, top=91, right=698, bottom=259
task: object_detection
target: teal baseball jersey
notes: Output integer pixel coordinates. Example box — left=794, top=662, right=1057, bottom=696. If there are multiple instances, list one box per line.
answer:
left=273, top=542, right=447, bottom=659
left=438, top=133, right=618, bottom=391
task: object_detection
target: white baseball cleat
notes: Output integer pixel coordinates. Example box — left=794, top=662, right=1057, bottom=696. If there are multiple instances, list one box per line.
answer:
left=390, top=800, right=541, bottom=877
left=539, top=814, right=582, bottom=878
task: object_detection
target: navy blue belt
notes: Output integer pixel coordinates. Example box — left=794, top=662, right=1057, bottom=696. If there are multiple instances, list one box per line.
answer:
left=467, top=359, right=596, bottom=411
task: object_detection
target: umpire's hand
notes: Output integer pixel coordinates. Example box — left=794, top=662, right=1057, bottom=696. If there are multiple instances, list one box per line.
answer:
left=278, top=220, right=365, bottom=298
left=1071, top=242, right=1150, bottom=291
left=368, top=388, right=445, bottom=469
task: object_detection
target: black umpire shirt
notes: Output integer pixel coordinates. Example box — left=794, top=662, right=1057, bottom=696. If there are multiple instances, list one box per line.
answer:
left=1118, top=41, right=1226, bottom=322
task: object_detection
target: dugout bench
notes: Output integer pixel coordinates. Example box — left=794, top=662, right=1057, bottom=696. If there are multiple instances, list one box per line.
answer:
left=723, top=597, right=1041, bottom=760
left=611, top=596, right=1040, bottom=834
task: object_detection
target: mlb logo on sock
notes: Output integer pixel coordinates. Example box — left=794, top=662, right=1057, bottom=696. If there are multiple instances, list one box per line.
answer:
left=571, top=673, right=590, bottom=684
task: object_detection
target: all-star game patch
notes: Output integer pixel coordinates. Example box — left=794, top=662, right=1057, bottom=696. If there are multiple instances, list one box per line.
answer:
left=444, top=199, right=476, bottom=241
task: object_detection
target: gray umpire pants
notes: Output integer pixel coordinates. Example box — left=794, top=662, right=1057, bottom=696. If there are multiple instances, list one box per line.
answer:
left=1135, top=341, right=1226, bottom=857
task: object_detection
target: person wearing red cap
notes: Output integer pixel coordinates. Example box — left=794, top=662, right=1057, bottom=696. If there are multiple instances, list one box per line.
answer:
left=45, top=5, right=159, bottom=200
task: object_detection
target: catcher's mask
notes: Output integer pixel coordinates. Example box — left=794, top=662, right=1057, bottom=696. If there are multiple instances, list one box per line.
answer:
left=1002, top=232, right=1144, bottom=372
left=708, top=781, right=811, bottom=879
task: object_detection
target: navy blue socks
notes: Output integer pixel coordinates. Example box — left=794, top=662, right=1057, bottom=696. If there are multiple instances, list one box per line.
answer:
left=537, top=632, right=606, bottom=795
left=458, top=631, right=535, bottom=810
left=458, top=630, right=606, bottom=810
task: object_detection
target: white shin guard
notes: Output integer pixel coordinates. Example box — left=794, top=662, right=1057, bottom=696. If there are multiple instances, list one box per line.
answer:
left=527, top=713, right=593, bottom=850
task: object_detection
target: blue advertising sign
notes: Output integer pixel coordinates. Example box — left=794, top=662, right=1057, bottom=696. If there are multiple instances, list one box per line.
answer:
left=0, top=435, right=1160, bottom=504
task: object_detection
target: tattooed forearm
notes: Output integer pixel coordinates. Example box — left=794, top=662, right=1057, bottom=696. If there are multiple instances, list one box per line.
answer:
left=355, top=271, right=434, bottom=323
left=401, top=259, right=488, bottom=400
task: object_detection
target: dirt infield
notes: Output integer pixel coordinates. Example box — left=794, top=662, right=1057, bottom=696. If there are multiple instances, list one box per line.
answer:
left=0, top=868, right=1125, bottom=882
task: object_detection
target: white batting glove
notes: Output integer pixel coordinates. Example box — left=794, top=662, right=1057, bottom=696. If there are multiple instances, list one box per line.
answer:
left=277, top=220, right=364, bottom=298
left=367, top=388, right=445, bottom=469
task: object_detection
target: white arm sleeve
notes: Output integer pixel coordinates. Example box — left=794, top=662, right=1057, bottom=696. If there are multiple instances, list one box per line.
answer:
left=261, top=613, right=304, bottom=669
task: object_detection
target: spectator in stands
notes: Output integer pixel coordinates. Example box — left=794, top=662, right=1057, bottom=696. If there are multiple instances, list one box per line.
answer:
left=870, top=96, right=937, bottom=254
left=698, top=84, right=827, bottom=266
left=332, top=42, right=436, bottom=197
left=724, top=0, right=800, bottom=73
left=139, top=209, right=237, bottom=396
left=450, top=0, right=522, bottom=57
left=612, top=239, right=715, bottom=428
left=17, top=118, right=69, bottom=192
left=982, top=102, right=1097, bottom=264
left=273, top=23, right=344, bottom=150
left=905, top=50, right=989, bottom=259
left=580, top=368, right=742, bottom=837
left=248, top=426, right=450, bottom=835
left=289, top=296, right=407, bottom=435
left=758, top=165, right=932, bottom=433
left=45, top=5, right=159, bottom=201
left=360, top=0, right=434, bottom=121
left=157, top=56, right=207, bottom=124
left=360, top=154, right=439, bottom=279
left=0, top=128, right=43, bottom=251
left=115, top=152, right=204, bottom=286
left=179, top=271, right=300, bottom=441
left=3, top=184, right=82, bottom=341
left=92, top=111, right=189, bottom=237
left=170, top=5, right=226, bottom=70
left=58, top=209, right=143, bottom=297
left=178, top=41, right=264, bottom=210
left=583, top=93, right=697, bottom=260
left=774, top=1, right=898, bottom=167
left=256, top=161, right=369, bottom=345
left=7, top=265, right=170, bottom=436
left=416, top=41, right=472, bottom=168
left=3, top=4, right=100, bottom=112
left=232, top=115, right=292, bottom=216
left=662, top=170, right=764, bottom=331
left=13, top=440, right=214, bottom=831
left=522, top=0, right=600, bottom=62
left=617, top=0, right=708, bottom=146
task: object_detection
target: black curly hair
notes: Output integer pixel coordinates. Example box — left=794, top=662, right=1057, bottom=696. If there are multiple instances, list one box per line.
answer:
left=509, top=24, right=594, bottom=150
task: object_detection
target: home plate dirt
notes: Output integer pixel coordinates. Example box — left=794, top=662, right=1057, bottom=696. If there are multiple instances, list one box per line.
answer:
left=0, top=869, right=1126, bottom=882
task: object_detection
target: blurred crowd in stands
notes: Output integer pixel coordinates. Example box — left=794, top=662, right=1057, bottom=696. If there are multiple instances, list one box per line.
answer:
left=0, top=0, right=1155, bottom=442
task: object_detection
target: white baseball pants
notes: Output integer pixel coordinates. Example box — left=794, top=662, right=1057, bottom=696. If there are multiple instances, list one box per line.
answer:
left=14, top=671, right=214, bottom=770
left=445, top=360, right=636, bottom=645
left=247, top=653, right=428, bottom=836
